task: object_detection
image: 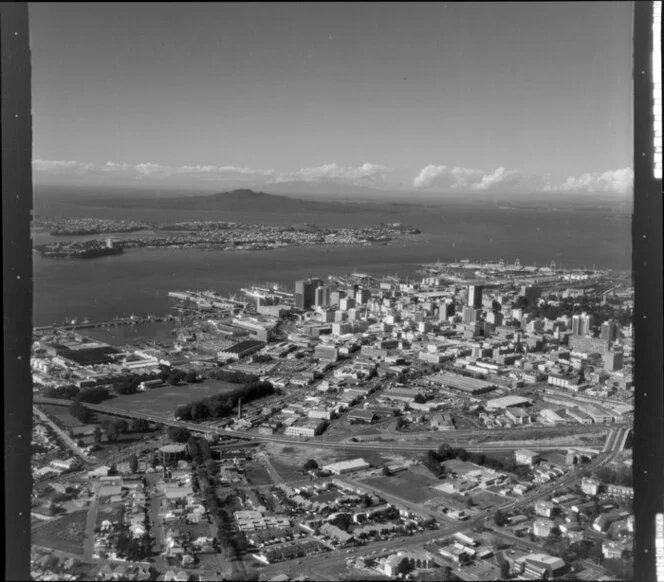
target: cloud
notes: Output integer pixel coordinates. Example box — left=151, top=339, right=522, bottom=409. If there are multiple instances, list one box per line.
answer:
left=33, top=159, right=633, bottom=195
left=413, top=164, right=522, bottom=191
left=548, top=167, right=633, bottom=194
left=274, top=162, right=390, bottom=186
left=413, top=164, right=632, bottom=195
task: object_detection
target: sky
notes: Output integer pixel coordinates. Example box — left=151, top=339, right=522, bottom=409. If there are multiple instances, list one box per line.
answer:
left=29, top=2, right=634, bottom=196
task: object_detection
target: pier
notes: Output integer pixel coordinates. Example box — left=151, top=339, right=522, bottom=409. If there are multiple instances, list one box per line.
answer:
left=34, top=314, right=173, bottom=334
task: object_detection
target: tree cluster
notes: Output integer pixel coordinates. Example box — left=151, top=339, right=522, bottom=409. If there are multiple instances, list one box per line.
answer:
left=174, top=380, right=275, bottom=421
left=207, top=368, right=259, bottom=384
left=595, top=465, right=633, bottom=487
left=74, top=386, right=112, bottom=404
left=423, top=450, right=447, bottom=478
left=167, top=426, right=191, bottom=442
left=43, top=385, right=80, bottom=400
left=303, top=459, right=319, bottom=472
left=493, top=509, right=507, bottom=527
left=329, top=513, right=353, bottom=532
left=115, top=525, right=152, bottom=561
left=112, top=372, right=157, bottom=395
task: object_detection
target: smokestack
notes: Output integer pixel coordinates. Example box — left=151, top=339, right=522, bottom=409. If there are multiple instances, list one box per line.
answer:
left=237, top=397, right=242, bottom=420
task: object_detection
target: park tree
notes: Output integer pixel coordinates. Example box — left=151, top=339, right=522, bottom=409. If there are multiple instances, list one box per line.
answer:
left=303, top=459, right=319, bottom=472
left=174, top=405, right=192, bottom=421
left=396, top=557, right=412, bottom=577
left=205, top=458, right=219, bottom=476
left=167, top=426, right=191, bottom=443
left=330, top=513, right=353, bottom=532
left=494, top=509, right=508, bottom=527
left=198, top=438, right=212, bottom=461
left=93, top=426, right=102, bottom=444
left=115, top=419, right=129, bottom=434
left=132, top=418, right=149, bottom=432
left=104, top=421, right=119, bottom=442
left=187, top=436, right=200, bottom=460
left=191, top=402, right=208, bottom=421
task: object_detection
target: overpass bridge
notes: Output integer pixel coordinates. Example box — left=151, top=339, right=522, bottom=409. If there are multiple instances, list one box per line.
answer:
left=33, top=396, right=627, bottom=454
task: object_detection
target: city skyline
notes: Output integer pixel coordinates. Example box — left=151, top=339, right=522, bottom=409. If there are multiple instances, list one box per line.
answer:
left=30, top=2, right=633, bottom=196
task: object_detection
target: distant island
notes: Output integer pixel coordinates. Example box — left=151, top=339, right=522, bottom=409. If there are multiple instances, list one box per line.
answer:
left=72, top=188, right=405, bottom=214
left=34, top=219, right=422, bottom=258
left=33, top=216, right=151, bottom=236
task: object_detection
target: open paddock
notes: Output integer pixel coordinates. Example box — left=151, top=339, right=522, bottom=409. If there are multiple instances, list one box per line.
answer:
left=467, top=489, right=507, bottom=510
left=39, top=405, right=85, bottom=428
left=31, top=509, right=88, bottom=555
left=107, top=380, right=242, bottom=418
left=442, top=459, right=483, bottom=475
left=244, top=463, right=273, bottom=486
left=362, top=466, right=444, bottom=504
left=264, top=443, right=387, bottom=479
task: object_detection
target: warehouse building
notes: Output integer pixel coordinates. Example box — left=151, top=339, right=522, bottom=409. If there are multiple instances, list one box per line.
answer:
left=428, top=372, right=497, bottom=395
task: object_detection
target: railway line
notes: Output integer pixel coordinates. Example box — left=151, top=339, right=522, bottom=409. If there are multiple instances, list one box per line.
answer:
left=33, top=397, right=626, bottom=457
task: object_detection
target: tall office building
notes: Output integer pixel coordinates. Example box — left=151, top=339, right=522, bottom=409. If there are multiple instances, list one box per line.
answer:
left=294, top=278, right=324, bottom=310
left=604, top=348, right=624, bottom=372
left=315, top=285, right=331, bottom=308
left=486, top=310, right=504, bottom=326
left=339, top=296, right=356, bottom=311
left=467, top=285, right=484, bottom=308
left=571, top=312, right=592, bottom=336
left=329, top=290, right=345, bottom=306
left=462, top=306, right=481, bottom=325
left=355, top=288, right=371, bottom=305
left=438, top=299, right=455, bottom=321
left=600, top=319, right=620, bottom=343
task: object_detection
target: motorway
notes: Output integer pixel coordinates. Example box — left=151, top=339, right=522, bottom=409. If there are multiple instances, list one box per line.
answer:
left=34, top=396, right=624, bottom=455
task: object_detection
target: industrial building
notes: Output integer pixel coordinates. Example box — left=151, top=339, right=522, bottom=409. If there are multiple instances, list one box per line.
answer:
left=321, top=458, right=370, bottom=475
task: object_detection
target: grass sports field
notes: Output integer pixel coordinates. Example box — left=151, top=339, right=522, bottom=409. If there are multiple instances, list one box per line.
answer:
left=107, top=380, right=241, bottom=417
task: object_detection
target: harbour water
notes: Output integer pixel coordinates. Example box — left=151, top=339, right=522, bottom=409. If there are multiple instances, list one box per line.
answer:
left=32, top=190, right=632, bottom=327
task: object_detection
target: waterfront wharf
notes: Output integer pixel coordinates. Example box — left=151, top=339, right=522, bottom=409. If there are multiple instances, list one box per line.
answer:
left=34, top=314, right=173, bottom=334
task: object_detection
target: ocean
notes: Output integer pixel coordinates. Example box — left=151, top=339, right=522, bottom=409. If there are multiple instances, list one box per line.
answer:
left=32, top=187, right=632, bottom=326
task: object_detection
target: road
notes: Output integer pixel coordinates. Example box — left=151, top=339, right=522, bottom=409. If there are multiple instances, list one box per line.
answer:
left=256, top=440, right=625, bottom=579
left=33, top=405, right=95, bottom=464
left=256, top=450, right=286, bottom=485
left=83, top=489, right=99, bottom=560
left=34, top=396, right=623, bottom=444
left=145, top=474, right=167, bottom=573
left=339, top=476, right=453, bottom=523
left=487, top=527, right=606, bottom=578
